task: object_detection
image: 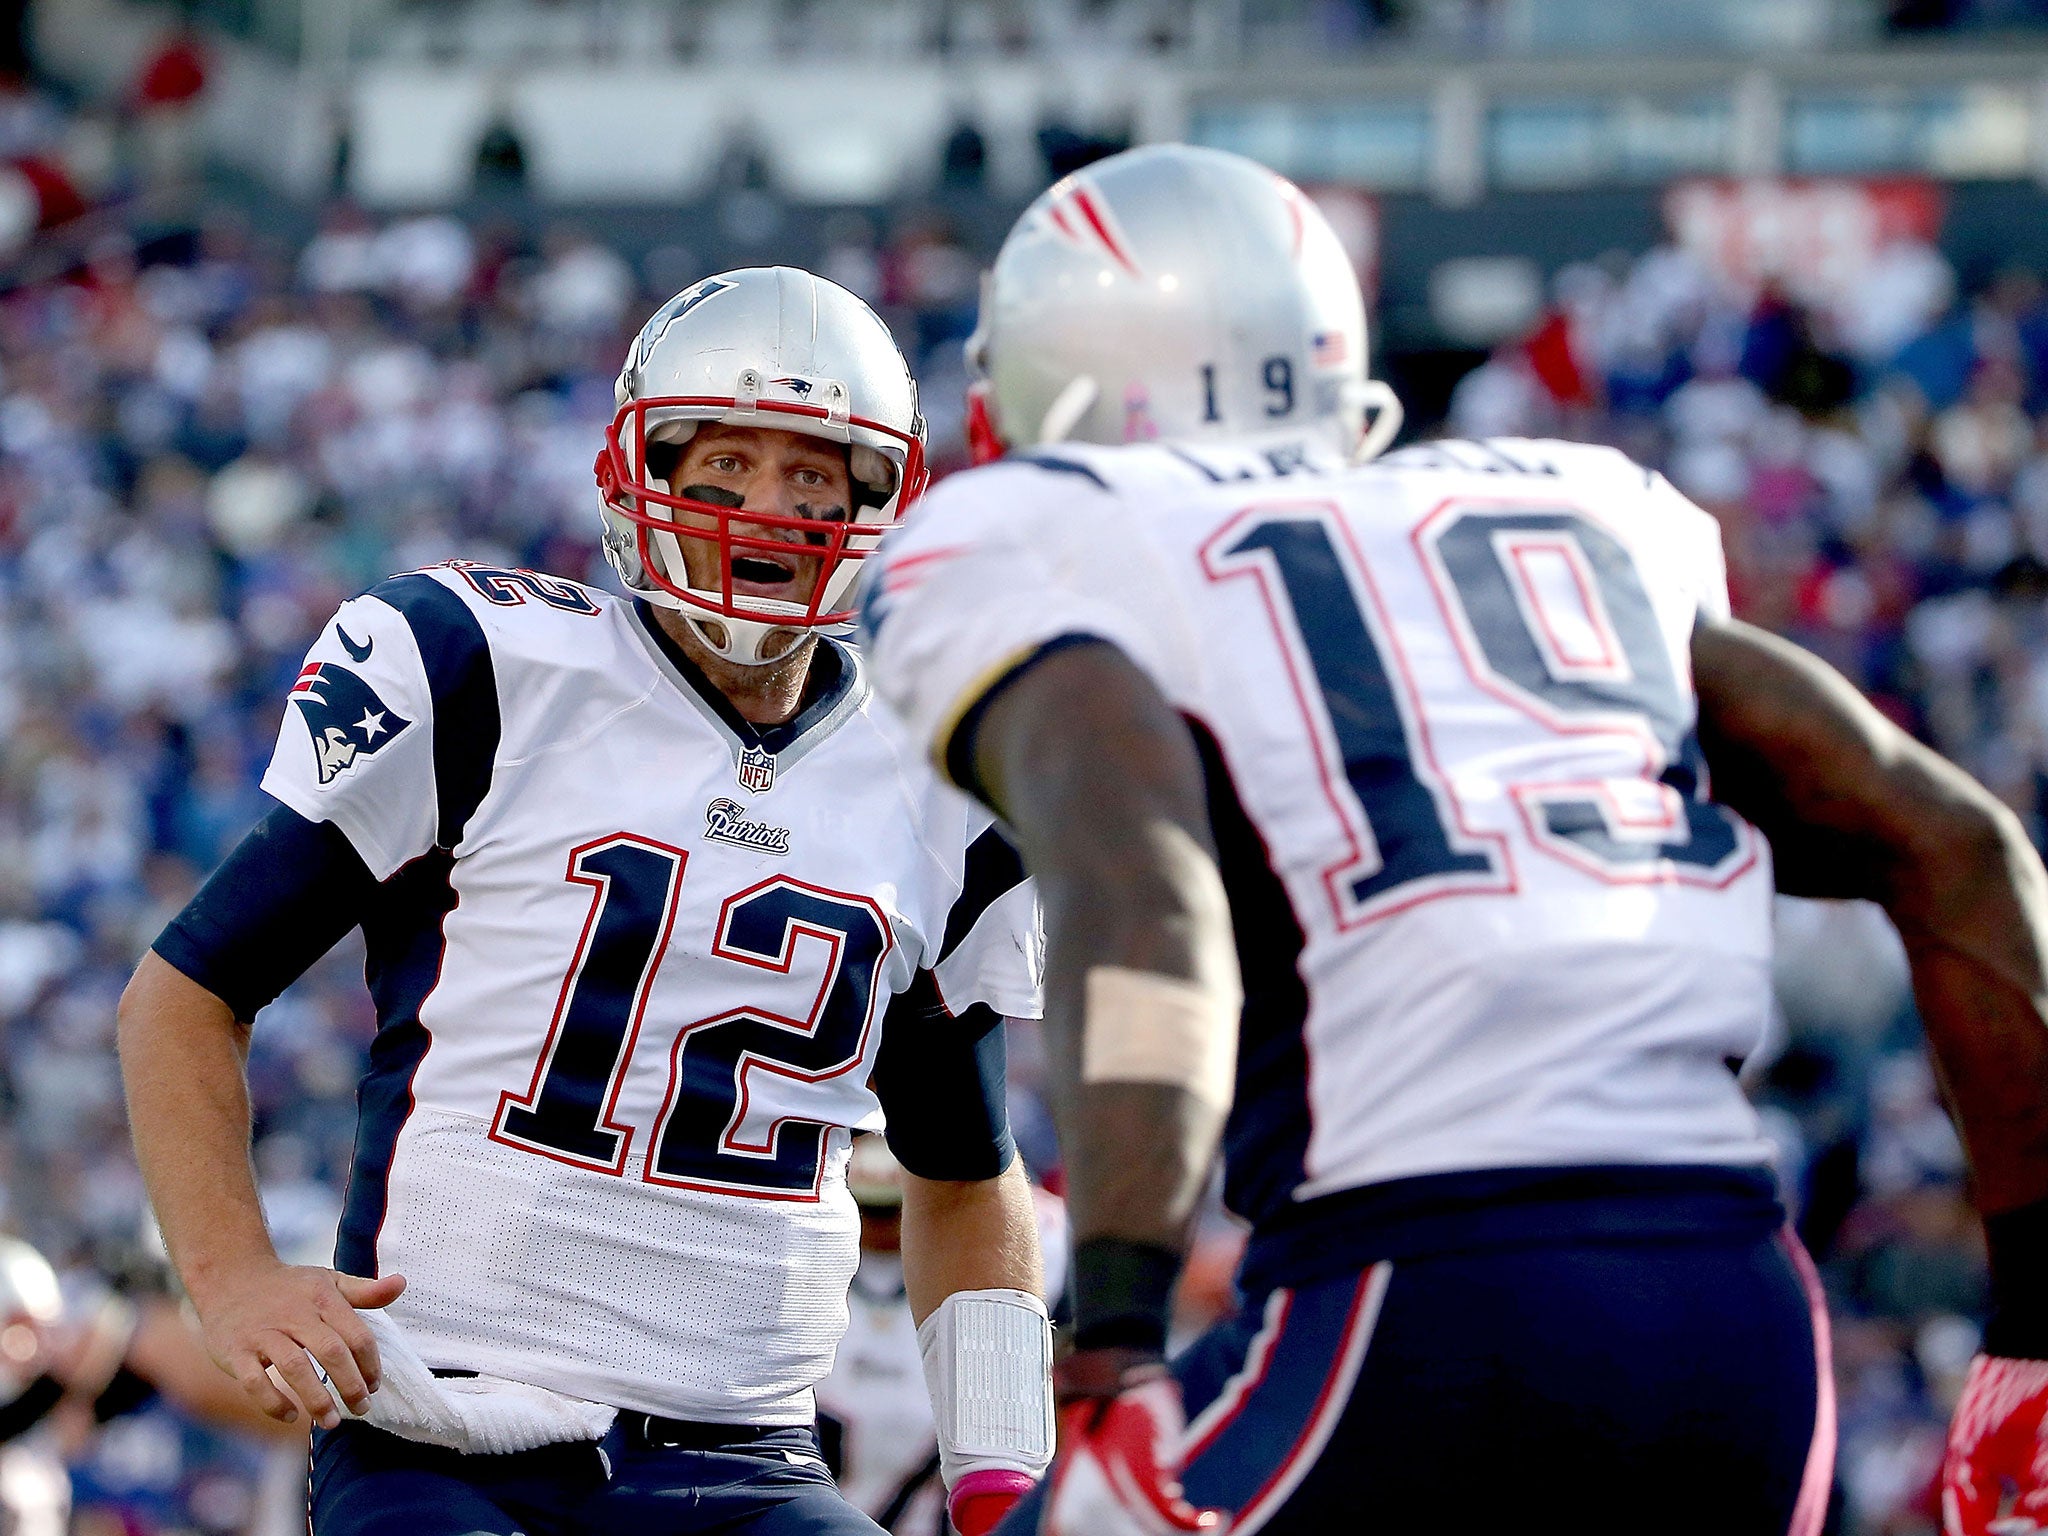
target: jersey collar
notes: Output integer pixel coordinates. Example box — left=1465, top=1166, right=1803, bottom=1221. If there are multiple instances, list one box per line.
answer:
left=631, top=600, right=870, bottom=770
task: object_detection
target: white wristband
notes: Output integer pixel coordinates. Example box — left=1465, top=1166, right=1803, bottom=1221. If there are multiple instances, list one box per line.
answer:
left=916, top=1287, right=1056, bottom=1491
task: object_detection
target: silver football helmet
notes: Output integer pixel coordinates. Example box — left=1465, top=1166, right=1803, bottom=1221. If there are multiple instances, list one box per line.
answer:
left=965, top=143, right=1400, bottom=464
left=596, top=267, right=928, bottom=666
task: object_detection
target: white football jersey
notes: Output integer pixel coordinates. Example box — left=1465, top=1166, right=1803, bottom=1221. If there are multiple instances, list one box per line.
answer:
left=260, top=562, right=1042, bottom=1423
left=863, top=437, right=1775, bottom=1225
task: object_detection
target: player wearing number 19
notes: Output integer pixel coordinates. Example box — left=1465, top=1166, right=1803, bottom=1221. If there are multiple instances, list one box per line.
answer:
left=116, top=268, right=1057, bottom=1536
left=863, top=144, right=2048, bottom=1536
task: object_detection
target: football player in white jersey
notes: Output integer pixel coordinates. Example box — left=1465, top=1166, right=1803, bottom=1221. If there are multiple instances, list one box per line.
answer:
left=860, top=146, right=2048, bottom=1536
left=116, top=268, right=1057, bottom=1536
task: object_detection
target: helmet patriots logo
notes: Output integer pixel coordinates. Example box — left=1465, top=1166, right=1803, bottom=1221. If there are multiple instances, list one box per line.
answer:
left=633, top=276, right=740, bottom=372
left=770, top=376, right=814, bottom=398
left=290, top=662, right=413, bottom=786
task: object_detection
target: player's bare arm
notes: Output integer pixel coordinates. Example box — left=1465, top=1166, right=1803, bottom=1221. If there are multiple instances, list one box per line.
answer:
left=1694, top=616, right=2048, bottom=1530
left=898, top=1161, right=1042, bottom=1325
left=117, top=952, right=401, bottom=1429
left=969, top=640, right=1239, bottom=1356
left=1693, top=617, right=2048, bottom=1216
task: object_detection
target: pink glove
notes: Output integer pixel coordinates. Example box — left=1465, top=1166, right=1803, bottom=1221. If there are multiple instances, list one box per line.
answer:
left=1944, top=1354, right=2048, bottom=1534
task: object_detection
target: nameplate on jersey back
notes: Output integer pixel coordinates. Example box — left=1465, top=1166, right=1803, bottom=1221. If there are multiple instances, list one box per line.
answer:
left=737, top=747, right=777, bottom=794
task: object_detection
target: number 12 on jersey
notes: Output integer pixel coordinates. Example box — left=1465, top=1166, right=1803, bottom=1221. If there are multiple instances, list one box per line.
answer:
left=1203, top=500, right=1752, bottom=927
left=491, top=836, right=892, bottom=1201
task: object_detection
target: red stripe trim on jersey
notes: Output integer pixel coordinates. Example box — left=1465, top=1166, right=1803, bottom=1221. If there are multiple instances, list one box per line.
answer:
left=1780, top=1229, right=1836, bottom=1536
left=1071, top=186, right=1143, bottom=279
left=1501, top=535, right=1626, bottom=677
left=1182, top=1289, right=1294, bottom=1462
left=880, top=545, right=970, bottom=595
left=1233, top=1263, right=1390, bottom=1535
left=1046, top=201, right=1080, bottom=241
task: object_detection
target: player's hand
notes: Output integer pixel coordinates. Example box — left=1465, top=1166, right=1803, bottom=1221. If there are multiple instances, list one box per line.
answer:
left=1044, top=1349, right=1226, bottom=1536
left=194, top=1261, right=404, bottom=1429
left=1943, top=1354, right=2048, bottom=1533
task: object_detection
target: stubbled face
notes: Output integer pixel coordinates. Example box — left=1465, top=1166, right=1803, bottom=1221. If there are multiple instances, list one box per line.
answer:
left=657, top=422, right=854, bottom=610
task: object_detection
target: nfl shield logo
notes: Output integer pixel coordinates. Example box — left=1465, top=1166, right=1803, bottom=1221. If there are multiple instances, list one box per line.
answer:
left=737, top=747, right=776, bottom=794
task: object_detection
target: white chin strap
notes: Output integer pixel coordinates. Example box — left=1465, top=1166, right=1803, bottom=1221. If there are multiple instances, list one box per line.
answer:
left=682, top=610, right=808, bottom=668
left=637, top=583, right=811, bottom=668
left=1349, top=379, right=1405, bottom=463
left=1037, top=376, right=1100, bottom=445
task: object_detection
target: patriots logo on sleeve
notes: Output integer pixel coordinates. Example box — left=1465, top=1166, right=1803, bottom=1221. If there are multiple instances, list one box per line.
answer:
left=290, top=661, right=413, bottom=786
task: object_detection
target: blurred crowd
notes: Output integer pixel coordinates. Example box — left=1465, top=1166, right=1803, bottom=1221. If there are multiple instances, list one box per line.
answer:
left=0, top=51, right=2036, bottom=1536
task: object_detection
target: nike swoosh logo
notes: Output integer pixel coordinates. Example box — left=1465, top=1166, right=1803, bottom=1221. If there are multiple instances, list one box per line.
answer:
left=336, top=626, right=372, bottom=663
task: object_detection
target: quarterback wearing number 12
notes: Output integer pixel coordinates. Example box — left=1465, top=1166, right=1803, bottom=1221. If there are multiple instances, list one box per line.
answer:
left=116, top=269, right=1057, bottom=1536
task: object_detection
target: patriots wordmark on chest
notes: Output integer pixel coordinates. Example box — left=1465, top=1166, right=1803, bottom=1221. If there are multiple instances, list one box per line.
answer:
left=704, top=798, right=792, bottom=855
left=737, top=747, right=776, bottom=794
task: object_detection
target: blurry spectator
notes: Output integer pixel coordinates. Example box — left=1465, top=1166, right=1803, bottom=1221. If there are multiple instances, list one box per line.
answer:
left=883, top=213, right=978, bottom=359
left=474, top=115, right=529, bottom=194
left=1836, top=238, right=1955, bottom=368
left=206, top=449, right=311, bottom=557
left=1035, top=111, right=1129, bottom=181
left=938, top=118, right=988, bottom=191
left=369, top=214, right=475, bottom=312
left=298, top=205, right=380, bottom=296
left=527, top=224, right=634, bottom=337
left=1448, top=344, right=1548, bottom=439
left=127, top=28, right=208, bottom=189
left=819, top=213, right=882, bottom=305
left=1931, top=357, right=2031, bottom=499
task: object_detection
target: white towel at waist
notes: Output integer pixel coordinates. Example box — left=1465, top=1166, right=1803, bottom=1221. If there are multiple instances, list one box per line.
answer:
left=331, top=1308, right=617, bottom=1456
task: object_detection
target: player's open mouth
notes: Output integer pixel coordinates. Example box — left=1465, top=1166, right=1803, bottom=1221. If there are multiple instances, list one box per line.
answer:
left=732, top=555, right=797, bottom=587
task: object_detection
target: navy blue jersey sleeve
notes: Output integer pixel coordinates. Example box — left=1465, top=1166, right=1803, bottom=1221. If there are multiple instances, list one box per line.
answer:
left=151, top=801, right=379, bottom=1022
left=872, top=968, right=1017, bottom=1183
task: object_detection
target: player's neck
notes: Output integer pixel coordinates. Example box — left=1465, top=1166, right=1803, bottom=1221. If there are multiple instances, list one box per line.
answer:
left=655, top=607, right=817, bottom=726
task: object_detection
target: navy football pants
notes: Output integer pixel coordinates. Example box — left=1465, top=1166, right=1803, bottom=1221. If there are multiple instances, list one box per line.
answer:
left=311, top=1419, right=885, bottom=1536
left=1007, top=1228, right=1831, bottom=1536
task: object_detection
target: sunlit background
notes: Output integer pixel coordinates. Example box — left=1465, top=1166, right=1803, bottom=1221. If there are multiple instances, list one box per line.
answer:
left=0, top=0, right=2041, bottom=1530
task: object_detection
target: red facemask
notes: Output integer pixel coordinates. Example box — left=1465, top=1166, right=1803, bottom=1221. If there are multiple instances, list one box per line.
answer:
left=594, top=394, right=929, bottom=625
